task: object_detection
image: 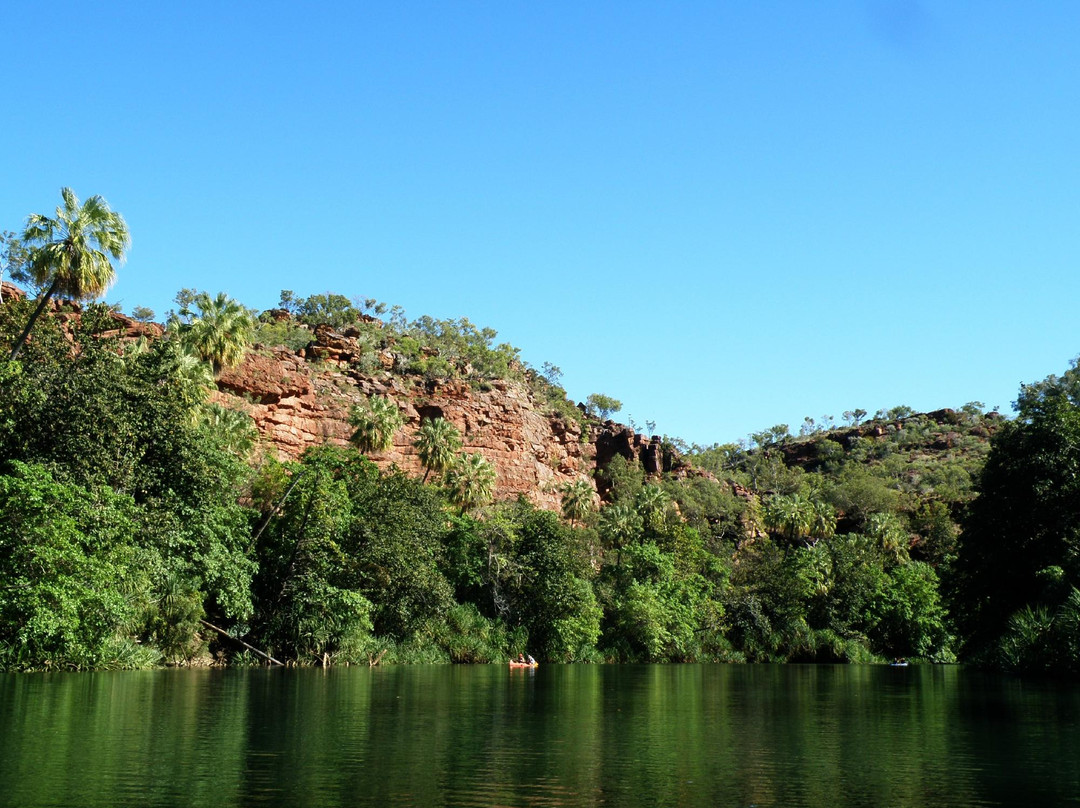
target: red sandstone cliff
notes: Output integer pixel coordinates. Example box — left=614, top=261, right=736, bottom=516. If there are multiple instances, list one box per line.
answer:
left=213, top=345, right=606, bottom=510
left=209, top=320, right=702, bottom=510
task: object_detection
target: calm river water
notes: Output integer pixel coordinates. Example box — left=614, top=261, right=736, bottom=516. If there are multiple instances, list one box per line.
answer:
left=1, top=664, right=1078, bottom=807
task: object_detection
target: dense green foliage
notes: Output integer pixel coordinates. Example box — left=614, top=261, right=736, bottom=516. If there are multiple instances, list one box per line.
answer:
left=0, top=302, right=254, bottom=669
left=670, top=402, right=1006, bottom=664
left=953, top=362, right=1080, bottom=675
left=5, top=215, right=1073, bottom=675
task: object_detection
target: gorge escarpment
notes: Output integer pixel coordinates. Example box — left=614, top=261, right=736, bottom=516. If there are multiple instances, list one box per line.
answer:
left=212, top=326, right=682, bottom=511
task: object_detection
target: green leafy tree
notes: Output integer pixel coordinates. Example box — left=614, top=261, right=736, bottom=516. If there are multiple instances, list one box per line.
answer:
left=878, top=405, right=915, bottom=421
left=405, top=316, right=521, bottom=380
left=955, top=388, right=1080, bottom=663
left=9, top=188, right=130, bottom=360
left=251, top=455, right=374, bottom=662
left=252, top=446, right=454, bottom=646
left=444, top=452, right=497, bottom=514
left=597, top=454, right=645, bottom=503
left=662, top=475, right=747, bottom=545
left=0, top=463, right=144, bottom=670
left=507, top=504, right=601, bottom=661
left=541, top=362, right=563, bottom=385
left=723, top=536, right=813, bottom=661
left=585, top=393, right=622, bottom=420
left=843, top=408, right=868, bottom=426
left=346, top=464, right=456, bottom=639
left=0, top=230, right=32, bottom=300
left=750, top=424, right=791, bottom=451
left=870, top=561, right=949, bottom=659
left=600, top=541, right=706, bottom=662
left=348, top=396, right=404, bottom=455
left=827, top=466, right=902, bottom=526
left=291, top=291, right=364, bottom=329
left=412, top=416, right=462, bottom=483
left=0, top=313, right=256, bottom=633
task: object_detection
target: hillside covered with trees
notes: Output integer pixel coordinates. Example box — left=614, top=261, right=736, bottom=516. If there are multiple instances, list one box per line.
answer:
left=2, top=190, right=1078, bottom=677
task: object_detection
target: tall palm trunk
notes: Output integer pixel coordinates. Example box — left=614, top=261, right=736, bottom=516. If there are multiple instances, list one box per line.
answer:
left=8, top=278, right=58, bottom=360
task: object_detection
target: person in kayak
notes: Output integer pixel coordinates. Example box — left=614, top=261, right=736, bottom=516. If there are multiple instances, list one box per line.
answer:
left=526, top=654, right=536, bottom=665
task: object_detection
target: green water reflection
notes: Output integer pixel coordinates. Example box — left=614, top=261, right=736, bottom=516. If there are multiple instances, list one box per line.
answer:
left=1, top=664, right=1078, bottom=807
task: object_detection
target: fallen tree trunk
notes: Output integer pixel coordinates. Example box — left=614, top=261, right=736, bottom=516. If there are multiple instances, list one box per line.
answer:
left=200, top=619, right=284, bottom=666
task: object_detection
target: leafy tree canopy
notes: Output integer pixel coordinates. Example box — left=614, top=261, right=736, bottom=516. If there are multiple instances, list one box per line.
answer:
left=585, top=393, right=622, bottom=420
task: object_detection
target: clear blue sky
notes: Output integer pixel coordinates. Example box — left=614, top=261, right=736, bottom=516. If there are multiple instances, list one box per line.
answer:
left=3, top=2, right=1079, bottom=446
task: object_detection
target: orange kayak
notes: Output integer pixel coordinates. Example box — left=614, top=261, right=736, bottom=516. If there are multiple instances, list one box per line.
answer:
left=509, top=661, right=538, bottom=668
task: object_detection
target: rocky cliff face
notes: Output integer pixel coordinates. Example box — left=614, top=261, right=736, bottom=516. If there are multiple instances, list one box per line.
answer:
left=213, top=330, right=662, bottom=511
left=1, top=282, right=26, bottom=302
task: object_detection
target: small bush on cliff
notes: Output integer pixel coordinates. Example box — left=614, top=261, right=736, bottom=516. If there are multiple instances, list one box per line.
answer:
left=280, top=290, right=371, bottom=330
left=253, top=316, right=311, bottom=352
left=585, top=393, right=622, bottom=420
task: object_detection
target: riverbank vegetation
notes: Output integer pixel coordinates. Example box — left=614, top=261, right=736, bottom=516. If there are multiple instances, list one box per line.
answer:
left=1, top=191, right=1075, bottom=676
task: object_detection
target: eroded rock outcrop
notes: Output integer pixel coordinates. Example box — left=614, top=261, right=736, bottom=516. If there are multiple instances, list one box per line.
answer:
left=0, top=282, right=25, bottom=302
left=1, top=291, right=164, bottom=342
left=215, top=342, right=604, bottom=511
left=777, top=408, right=1003, bottom=468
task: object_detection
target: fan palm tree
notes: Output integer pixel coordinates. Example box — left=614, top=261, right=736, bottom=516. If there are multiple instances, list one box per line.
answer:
left=444, top=452, right=497, bottom=514
left=599, top=502, right=643, bottom=549
left=348, top=395, right=404, bottom=454
left=168, top=350, right=218, bottom=416
left=808, top=499, right=838, bottom=541
left=413, top=416, right=462, bottom=483
left=635, top=484, right=670, bottom=533
left=865, top=511, right=909, bottom=561
left=198, top=402, right=258, bottom=458
left=172, top=292, right=255, bottom=376
left=9, top=188, right=130, bottom=360
left=763, top=494, right=812, bottom=542
left=560, top=478, right=596, bottom=528
left=599, top=502, right=643, bottom=568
